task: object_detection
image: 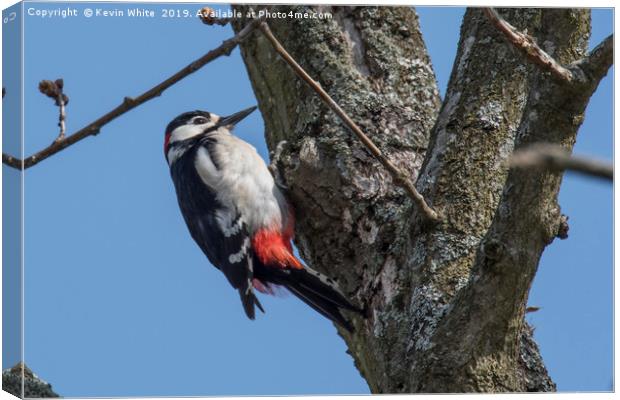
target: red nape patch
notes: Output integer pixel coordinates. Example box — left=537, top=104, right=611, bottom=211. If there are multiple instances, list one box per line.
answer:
left=252, top=229, right=303, bottom=270
left=163, top=132, right=171, bottom=155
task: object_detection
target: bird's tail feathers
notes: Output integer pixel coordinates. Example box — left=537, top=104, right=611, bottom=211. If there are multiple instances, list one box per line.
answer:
left=290, top=266, right=362, bottom=313
left=258, top=265, right=361, bottom=332
left=285, top=280, right=354, bottom=332
left=239, top=288, right=265, bottom=320
left=232, top=254, right=266, bottom=320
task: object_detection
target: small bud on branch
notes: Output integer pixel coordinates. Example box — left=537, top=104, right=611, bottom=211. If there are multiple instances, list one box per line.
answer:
left=39, top=78, right=69, bottom=142
left=199, top=6, right=231, bottom=26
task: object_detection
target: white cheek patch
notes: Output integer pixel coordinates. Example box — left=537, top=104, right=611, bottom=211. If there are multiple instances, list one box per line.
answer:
left=169, top=125, right=202, bottom=143
left=169, top=122, right=216, bottom=144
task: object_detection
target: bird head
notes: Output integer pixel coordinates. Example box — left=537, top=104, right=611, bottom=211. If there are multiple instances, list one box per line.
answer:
left=164, top=106, right=257, bottom=158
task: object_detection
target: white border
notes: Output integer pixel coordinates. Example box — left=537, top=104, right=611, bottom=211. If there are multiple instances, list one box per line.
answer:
left=0, top=1, right=616, bottom=400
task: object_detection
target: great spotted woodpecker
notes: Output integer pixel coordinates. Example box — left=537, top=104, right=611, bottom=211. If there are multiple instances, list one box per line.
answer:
left=164, top=106, right=360, bottom=331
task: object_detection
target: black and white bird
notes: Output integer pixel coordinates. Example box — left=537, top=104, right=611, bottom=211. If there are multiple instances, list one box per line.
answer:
left=164, top=106, right=361, bottom=331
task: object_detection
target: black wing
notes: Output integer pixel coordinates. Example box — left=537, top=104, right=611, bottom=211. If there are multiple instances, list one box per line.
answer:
left=170, top=144, right=263, bottom=318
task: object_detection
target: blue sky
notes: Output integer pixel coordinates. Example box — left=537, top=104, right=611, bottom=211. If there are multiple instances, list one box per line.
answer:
left=2, top=3, right=613, bottom=396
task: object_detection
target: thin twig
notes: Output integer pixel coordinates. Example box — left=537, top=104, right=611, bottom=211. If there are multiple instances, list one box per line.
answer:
left=3, top=153, right=22, bottom=169
left=575, top=34, right=614, bottom=84
left=2, top=18, right=262, bottom=170
left=484, top=8, right=574, bottom=83
left=57, top=97, right=66, bottom=141
left=38, top=79, right=69, bottom=142
left=258, top=22, right=439, bottom=222
left=56, top=90, right=67, bottom=142
left=510, top=144, right=613, bottom=181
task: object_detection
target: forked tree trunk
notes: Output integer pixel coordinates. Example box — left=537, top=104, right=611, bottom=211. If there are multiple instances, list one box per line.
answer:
left=233, top=6, right=608, bottom=393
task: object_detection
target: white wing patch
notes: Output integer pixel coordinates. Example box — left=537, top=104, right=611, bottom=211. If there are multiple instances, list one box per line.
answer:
left=195, top=147, right=220, bottom=188
left=228, top=237, right=251, bottom=264
left=193, top=130, right=289, bottom=232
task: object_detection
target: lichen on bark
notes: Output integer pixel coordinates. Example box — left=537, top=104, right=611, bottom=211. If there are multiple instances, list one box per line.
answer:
left=232, top=5, right=610, bottom=393
left=2, top=363, right=59, bottom=398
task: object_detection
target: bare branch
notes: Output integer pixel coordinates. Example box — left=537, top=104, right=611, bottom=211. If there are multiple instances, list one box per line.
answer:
left=484, top=8, right=574, bottom=82
left=2, top=18, right=262, bottom=171
left=56, top=96, right=67, bottom=142
left=2, top=153, right=22, bottom=169
left=510, top=144, right=612, bottom=181
left=576, top=34, right=614, bottom=84
left=258, top=22, right=439, bottom=223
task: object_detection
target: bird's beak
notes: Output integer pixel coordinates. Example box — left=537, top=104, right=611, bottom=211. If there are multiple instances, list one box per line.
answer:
left=218, top=106, right=257, bottom=127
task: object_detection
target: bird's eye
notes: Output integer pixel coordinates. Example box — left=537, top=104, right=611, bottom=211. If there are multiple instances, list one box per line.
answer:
left=193, top=117, right=208, bottom=125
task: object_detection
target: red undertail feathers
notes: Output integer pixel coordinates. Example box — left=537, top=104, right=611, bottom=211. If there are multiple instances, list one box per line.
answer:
left=252, top=228, right=303, bottom=270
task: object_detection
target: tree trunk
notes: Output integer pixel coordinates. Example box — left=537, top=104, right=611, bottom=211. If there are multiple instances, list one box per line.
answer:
left=232, top=6, right=609, bottom=393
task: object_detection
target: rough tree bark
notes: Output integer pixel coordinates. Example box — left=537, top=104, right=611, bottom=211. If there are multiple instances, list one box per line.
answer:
left=232, top=6, right=611, bottom=393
